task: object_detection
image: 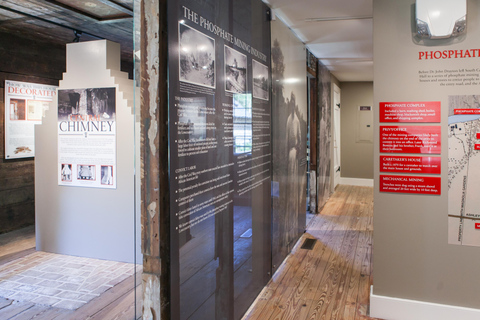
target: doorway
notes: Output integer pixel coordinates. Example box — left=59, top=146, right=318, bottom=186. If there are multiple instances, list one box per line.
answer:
left=333, top=83, right=341, bottom=189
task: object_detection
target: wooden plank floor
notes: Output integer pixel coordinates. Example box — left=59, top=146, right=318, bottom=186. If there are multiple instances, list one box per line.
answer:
left=242, top=185, right=382, bottom=320
left=0, top=227, right=142, bottom=320
left=0, top=226, right=35, bottom=258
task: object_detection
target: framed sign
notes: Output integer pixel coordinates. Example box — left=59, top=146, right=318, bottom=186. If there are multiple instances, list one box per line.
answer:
left=4, top=80, right=57, bottom=159
left=57, top=87, right=116, bottom=189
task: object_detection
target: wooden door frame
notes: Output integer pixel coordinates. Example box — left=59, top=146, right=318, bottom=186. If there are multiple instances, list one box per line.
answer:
left=140, top=1, right=170, bottom=319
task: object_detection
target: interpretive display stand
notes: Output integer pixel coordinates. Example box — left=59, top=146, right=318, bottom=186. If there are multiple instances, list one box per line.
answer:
left=35, top=40, right=140, bottom=263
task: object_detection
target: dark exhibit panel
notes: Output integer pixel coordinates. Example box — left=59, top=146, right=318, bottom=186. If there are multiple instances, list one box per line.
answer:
left=167, top=0, right=272, bottom=319
left=271, top=20, right=308, bottom=271
left=317, top=62, right=332, bottom=211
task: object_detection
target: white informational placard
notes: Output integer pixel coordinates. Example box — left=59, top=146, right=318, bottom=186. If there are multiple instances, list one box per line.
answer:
left=57, top=87, right=116, bottom=189
left=4, top=80, right=57, bottom=159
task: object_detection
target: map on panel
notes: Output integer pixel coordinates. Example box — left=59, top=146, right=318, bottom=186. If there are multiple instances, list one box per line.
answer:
left=448, top=95, right=480, bottom=247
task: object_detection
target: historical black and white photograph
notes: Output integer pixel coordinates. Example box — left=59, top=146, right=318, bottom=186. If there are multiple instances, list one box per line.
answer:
left=179, top=23, right=215, bottom=88
left=58, top=88, right=116, bottom=121
left=77, top=165, right=95, bottom=181
left=271, top=23, right=308, bottom=271
left=61, top=163, right=72, bottom=182
left=252, top=60, right=269, bottom=100
left=224, top=45, right=247, bottom=94
left=317, top=62, right=332, bottom=210
left=101, top=165, right=113, bottom=185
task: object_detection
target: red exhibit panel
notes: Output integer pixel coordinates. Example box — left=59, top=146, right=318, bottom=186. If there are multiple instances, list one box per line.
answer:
left=475, top=223, right=480, bottom=230
left=380, top=101, right=440, bottom=122
left=380, top=156, right=441, bottom=174
left=477, top=133, right=480, bottom=140
left=475, top=144, right=480, bottom=151
left=380, top=126, right=441, bottom=154
left=454, top=109, right=480, bottom=115
left=380, top=175, right=441, bottom=195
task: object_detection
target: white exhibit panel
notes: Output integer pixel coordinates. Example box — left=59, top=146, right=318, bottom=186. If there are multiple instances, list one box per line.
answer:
left=35, top=40, right=140, bottom=263
left=4, top=80, right=57, bottom=159
left=57, top=87, right=117, bottom=189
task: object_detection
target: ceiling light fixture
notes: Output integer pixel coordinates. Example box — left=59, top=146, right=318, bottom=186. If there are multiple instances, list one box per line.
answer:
left=73, top=30, right=82, bottom=42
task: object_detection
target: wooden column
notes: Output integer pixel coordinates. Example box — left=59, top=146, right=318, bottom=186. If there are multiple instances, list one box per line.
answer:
left=140, top=0, right=169, bottom=319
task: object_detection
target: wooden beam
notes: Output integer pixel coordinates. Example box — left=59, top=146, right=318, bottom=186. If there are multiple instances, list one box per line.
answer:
left=140, top=0, right=169, bottom=319
left=95, top=0, right=134, bottom=16
left=42, top=0, right=133, bottom=22
left=0, top=5, right=104, bottom=39
left=97, top=16, right=133, bottom=24
left=42, top=0, right=106, bottom=22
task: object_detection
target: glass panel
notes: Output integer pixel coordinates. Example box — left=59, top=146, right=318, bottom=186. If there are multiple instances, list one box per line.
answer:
left=133, top=0, right=142, bottom=318
left=167, top=1, right=272, bottom=319
left=270, top=18, right=308, bottom=271
left=0, top=1, right=139, bottom=319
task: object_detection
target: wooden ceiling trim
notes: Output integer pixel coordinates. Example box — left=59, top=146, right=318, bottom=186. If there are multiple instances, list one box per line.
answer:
left=96, top=16, right=134, bottom=24
left=4, top=0, right=54, bottom=17
left=43, top=0, right=132, bottom=22
left=0, top=4, right=103, bottom=39
left=95, top=0, right=133, bottom=15
left=42, top=0, right=106, bottom=21
left=0, top=0, right=133, bottom=64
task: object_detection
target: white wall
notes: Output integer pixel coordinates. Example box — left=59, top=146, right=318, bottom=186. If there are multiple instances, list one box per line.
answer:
left=372, top=0, right=480, bottom=318
left=340, top=82, right=374, bottom=180
left=35, top=40, right=141, bottom=263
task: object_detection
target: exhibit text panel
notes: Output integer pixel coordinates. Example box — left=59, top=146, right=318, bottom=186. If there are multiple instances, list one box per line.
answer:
left=380, top=101, right=441, bottom=122
left=380, top=125, right=441, bottom=154
left=380, top=156, right=441, bottom=174
left=57, top=88, right=116, bottom=189
left=168, top=1, right=272, bottom=319
left=380, top=175, right=441, bottom=195
left=4, top=80, right=57, bottom=159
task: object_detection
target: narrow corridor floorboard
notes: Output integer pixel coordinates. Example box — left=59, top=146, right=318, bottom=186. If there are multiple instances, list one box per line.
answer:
left=243, top=185, right=381, bottom=320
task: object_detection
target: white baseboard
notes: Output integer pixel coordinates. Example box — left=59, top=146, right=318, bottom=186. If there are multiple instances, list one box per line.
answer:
left=370, top=286, right=480, bottom=320
left=339, top=177, right=374, bottom=187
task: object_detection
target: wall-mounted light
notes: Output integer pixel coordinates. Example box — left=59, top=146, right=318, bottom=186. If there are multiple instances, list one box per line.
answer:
left=416, top=0, right=466, bottom=39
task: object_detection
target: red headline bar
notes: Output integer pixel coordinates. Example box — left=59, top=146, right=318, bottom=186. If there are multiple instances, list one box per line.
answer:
left=454, top=109, right=480, bottom=115
left=380, top=101, right=440, bottom=123
left=380, top=126, right=441, bottom=154
left=380, top=175, right=441, bottom=195
left=380, top=156, right=441, bottom=174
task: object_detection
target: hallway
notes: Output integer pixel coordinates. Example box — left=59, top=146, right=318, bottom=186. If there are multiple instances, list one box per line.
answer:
left=243, top=185, right=380, bottom=320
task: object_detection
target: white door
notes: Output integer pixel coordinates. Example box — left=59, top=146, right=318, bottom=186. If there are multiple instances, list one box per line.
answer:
left=333, top=84, right=341, bottom=188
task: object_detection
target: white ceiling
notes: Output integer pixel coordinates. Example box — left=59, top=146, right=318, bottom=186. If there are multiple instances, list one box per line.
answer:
left=264, top=0, right=373, bottom=82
